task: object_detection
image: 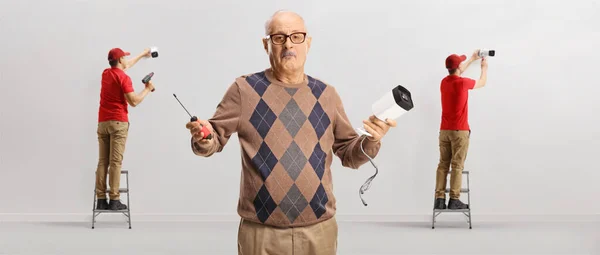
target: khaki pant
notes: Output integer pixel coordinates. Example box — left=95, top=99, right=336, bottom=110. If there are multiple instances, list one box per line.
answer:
left=95, top=121, right=129, bottom=200
left=435, top=130, right=470, bottom=199
left=237, top=216, right=338, bottom=255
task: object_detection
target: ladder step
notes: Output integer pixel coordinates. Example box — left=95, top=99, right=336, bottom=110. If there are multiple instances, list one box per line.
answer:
left=448, top=171, right=468, bottom=174
left=121, top=170, right=128, bottom=174
left=94, top=209, right=129, bottom=213
left=445, top=188, right=469, bottom=193
left=434, top=209, right=470, bottom=212
left=105, top=188, right=128, bottom=193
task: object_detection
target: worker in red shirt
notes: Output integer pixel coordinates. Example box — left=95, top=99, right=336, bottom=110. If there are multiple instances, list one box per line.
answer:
left=95, top=47, right=155, bottom=210
left=434, top=50, right=488, bottom=210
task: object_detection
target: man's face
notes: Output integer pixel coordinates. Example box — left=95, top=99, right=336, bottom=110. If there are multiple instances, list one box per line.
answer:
left=263, top=13, right=311, bottom=73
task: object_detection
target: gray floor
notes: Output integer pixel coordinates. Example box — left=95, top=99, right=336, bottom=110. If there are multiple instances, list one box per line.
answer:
left=0, top=219, right=598, bottom=255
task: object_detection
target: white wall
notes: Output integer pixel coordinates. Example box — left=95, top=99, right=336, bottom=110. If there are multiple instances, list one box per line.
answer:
left=1, top=0, right=598, bottom=221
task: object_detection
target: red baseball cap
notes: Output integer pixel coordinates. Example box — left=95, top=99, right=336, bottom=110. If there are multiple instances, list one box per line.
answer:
left=445, top=54, right=466, bottom=69
left=108, top=48, right=130, bottom=61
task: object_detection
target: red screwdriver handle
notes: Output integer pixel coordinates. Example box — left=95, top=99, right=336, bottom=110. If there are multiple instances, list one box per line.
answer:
left=191, top=116, right=212, bottom=140
left=201, top=126, right=212, bottom=139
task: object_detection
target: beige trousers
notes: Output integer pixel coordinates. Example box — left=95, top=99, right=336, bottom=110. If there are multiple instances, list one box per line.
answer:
left=95, top=121, right=129, bottom=200
left=237, top=216, right=338, bottom=255
left=435, top=130, right=470, bottom=199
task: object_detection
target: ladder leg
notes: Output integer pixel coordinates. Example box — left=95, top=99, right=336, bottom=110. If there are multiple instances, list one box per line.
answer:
left=467, top=173, right=472, bottom=229
left=92, top=200, right=96, bottom=229
left=431, top=196, right=437, bottom=229
left=126, top=172, right=131, bottom=229
left=432, top=210, right=436, bottom=229
left=92, top=175, right=97, bottom=229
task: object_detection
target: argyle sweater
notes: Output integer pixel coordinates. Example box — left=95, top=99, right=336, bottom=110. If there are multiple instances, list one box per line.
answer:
left=192, top=68, right=381, bottom=227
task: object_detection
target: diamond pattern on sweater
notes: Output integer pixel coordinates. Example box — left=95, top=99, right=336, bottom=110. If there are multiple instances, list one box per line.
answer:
left=285, top=87, right=298, bottom=96
left=246, top=71, right=270, bottom=97
left=251, top=142, right=278, bottom=181
left=250, top=99, right=277, bottom=139
left=308, top=101, right=330, bottom=139
left=264, top=164, right=294, bottom=205
left=242, top=71, right=336, bottom=226
left=261, top=83, right=291, bottom=116
left=294, top=163, right=321, bottom=207
left=278, top=99, right=307, bottom=138
left=254, top=184, right=277, bottom=223
left=309, top=142, right=326, bottom=180
left=280, top=141, right=307, bottom=181
left=279, top=183, right=308, bottom=223
left=263, top=119, right=293, bottom=160
left=307, top=76, right=327, bottom=99
left=309, top=183, right=328, bottom=219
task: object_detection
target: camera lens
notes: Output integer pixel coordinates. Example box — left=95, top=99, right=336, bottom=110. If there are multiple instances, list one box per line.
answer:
left=488, top=50, right=495, bottom=57
left=401, top=93, right=409, bottom=101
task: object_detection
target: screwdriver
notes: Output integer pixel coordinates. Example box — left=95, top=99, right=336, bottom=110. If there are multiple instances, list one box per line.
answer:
left=173, top=93, right=212, bottom=140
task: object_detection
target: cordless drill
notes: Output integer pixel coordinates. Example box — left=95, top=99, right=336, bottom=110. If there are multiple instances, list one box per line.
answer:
left=142, top=72, right=155, bottom=92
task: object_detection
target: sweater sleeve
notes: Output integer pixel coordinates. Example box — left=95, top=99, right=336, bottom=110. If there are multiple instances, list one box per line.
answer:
left=192, top=82, right=242, bottom=157
left=330, top=87, right=381, bottom=169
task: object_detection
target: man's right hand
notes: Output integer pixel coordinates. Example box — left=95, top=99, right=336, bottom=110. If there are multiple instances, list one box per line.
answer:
left=473, top=57, right=488, bottom=89
left=145, top=81, right=155, bottom=92
left=186, top=118, right=214, bottom=144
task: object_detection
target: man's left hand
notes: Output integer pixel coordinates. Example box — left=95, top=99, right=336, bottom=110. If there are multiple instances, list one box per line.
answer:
left=471, top=49, right=482, bottom=61
left=362, top=115, right=397, bottom=142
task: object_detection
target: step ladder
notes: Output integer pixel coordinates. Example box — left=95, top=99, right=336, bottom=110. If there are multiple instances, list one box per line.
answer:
left=91, top=170, right=131, bottom=229
left=431, top=170, right=471, bottom=229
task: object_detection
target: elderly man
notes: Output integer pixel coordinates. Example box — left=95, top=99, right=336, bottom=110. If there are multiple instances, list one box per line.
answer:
left=186, top=10, right=396, bottom=254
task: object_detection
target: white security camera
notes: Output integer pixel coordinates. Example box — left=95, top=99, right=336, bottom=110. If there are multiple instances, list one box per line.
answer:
left=478, top=49, right=495, bottom=57
left=356, top=85, right=414, bottom=137
left=150, top=47, right=159, bottom=58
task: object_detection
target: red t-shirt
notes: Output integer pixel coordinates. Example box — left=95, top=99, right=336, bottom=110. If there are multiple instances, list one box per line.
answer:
left=440, top=75, right=476, bottom=130
left=98, top=67, right=134, bottom=122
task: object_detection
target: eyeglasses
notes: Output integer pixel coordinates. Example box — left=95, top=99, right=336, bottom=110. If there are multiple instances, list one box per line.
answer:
left=267, top=32, right=307, bottom=45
